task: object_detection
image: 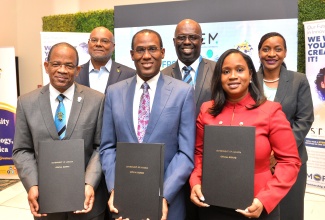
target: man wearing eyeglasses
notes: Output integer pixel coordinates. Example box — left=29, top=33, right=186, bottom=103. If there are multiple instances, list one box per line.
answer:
left=162, top=19, right=216, bottom=118
left=75, top=26, right=135, bottom=94
left=161, top=19, right=216, bottom=220
left=13, top=42, right=107, bottom=220
left=100, top=29, right=195, bottom=220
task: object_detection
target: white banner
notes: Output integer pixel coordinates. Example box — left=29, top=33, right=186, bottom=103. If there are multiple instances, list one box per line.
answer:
left=40, top=32, right=90, bottom=85
left=115, top=19, right=298, bottom=71
left=0, top=47, right=18, bottom=179
left=304, top=19, right=325, bottom=196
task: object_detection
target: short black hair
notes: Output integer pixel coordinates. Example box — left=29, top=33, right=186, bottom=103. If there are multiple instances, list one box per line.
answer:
left=131, top=29, right=163, bottom=50
left=47, top=42, right=79, bottom=65
left=258, top=32, right=287, bottom=51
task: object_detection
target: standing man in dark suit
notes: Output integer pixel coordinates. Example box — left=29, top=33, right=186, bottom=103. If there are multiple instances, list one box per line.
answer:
left=162, top=19, right=216, bottom=220
left=162, top=19, right=216, bottom=117
left=75, top=26, right=135, bottom=94
left=13, top=42, right=107, bottom=220
left=100, top=29, right=196, bottom=220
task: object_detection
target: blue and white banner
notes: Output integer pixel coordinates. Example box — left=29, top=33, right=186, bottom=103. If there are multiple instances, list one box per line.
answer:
left=304, top=19, right=325, bottom=196
left=115, top=19, right=298, bottom=71
left=40, top=32, right=90, bottom=85
left=0, top=47, right=18, bottom=179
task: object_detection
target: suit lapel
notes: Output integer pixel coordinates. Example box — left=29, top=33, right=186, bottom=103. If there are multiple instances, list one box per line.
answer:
left=172, top=62, right=182, bottom=80
left=257, top=66, right=289, bottom=104
left=143, top=74, right=172, bottom=142
left=125, top=77, right=138, bottom=141
left=79, top=61, right=90, bottom=87
left=257, top=69, right=263, bottom=90
left=107, top=61, right=122, bottom=86
left=39, top=85, right=60, bottom=140
left=65, top=83, right=84, bottom=139
left=274, top=66, right=289, bottom=104
left=195, top=59, right=209, bottom=106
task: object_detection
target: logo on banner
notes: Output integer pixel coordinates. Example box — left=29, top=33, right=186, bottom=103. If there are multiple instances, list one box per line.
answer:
left=202, top=32, right=219, bottom=45
left=6, top=166, right=16, bottom=174
left=202, top=32, right=219, bottom=61
left=236, top=41, right=253, bottom=56
left=0, top=68, right=2, bottom=78
left=308, top=173, right=325, bottom=182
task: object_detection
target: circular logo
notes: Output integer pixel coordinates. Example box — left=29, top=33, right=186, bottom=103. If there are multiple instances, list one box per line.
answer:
left=206, top=50, right=213, bottom=58
left=314, top=174, right=321, bottom=181
left=6, top=166, right=15, bottom=174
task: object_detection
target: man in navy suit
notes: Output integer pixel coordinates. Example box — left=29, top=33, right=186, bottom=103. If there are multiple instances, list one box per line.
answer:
left=75, top=27, right=135, bottom=94
left=100, top=29, right=196, bottom=220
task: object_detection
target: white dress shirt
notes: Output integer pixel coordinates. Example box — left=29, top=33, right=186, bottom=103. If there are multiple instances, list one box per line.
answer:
left=88, top=59, right=112, bottom=93
left=177, top=56, right=201, bottom=87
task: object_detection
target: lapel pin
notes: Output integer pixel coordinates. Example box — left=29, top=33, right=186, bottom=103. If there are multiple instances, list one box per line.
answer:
left=78, top=97, right=82, bottom=102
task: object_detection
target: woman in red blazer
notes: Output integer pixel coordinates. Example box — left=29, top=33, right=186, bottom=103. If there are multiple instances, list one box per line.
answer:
left=189, top=49, right=301, bottom=219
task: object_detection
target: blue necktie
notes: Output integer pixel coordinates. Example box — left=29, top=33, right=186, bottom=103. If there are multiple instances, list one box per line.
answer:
left=55, top=94, right=66, bottom=140
left=183, top=66, right=193, bottom=86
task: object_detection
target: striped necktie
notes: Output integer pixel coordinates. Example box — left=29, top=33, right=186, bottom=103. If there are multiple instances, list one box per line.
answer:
left=137, top=82, right=150, bottom=143
left=183, top=66, right=193, bottom=86
left=54, top=94, right=66, bottom=140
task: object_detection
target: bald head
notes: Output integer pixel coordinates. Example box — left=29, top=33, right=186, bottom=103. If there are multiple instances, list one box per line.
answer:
left=90, top=27, right=115, bottom=43
left=175, top=19, right=202, bottom=37
left=173, top=19, right=203, bottom=66
left=88, top=27, right=115, bottom=68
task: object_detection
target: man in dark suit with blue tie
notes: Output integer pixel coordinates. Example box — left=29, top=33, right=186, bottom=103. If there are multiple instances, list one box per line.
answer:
left=162, top=18, right=216, bottom=220
left=100, top=29, right=196, bottom=220
left=75, top=27, right=135, bottom=94
left=162, top=19, right=216, bottom=118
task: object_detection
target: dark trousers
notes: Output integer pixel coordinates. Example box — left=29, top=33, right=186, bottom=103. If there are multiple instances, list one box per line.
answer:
left=184, top=181, right=199, bottom=220
left=279, top=162, right=307, bottom=220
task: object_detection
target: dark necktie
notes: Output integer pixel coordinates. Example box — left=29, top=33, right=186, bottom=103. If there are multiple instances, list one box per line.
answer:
left=54, top=94, right=66, bottom=140
left=137, top=82, right=150, bottom=143
left=183, top=66, right=193, bottom=86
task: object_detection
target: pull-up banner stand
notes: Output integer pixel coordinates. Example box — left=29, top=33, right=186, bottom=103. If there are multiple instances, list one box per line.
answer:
left=0, top=47, right=18, bottom=179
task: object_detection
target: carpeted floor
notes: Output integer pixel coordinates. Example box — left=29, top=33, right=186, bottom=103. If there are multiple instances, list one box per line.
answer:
left=0, top=179, right=20, bottom=191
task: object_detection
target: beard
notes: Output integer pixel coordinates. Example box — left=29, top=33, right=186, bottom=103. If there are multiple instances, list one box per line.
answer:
left=90, top=54, right=111, bottom=63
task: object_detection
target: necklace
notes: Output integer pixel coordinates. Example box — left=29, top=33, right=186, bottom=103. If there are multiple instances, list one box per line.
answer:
left=263, top=78, right=279, bottom=83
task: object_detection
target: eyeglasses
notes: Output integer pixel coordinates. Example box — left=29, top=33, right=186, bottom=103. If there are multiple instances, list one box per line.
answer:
left=48, top=62, right=77, bottom=70
left=132, top=46, right=161, bottom=56
left=88, top=38, right=112, bottom=45
left=175, top=34, right=201, bottom=43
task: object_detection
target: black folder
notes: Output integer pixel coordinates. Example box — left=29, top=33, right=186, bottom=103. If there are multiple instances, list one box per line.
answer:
left=38, top=139, right=85, bottom=213
left=202, top=125, right=255, bottom=210
left=113, top=142, right=165, bottom=220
